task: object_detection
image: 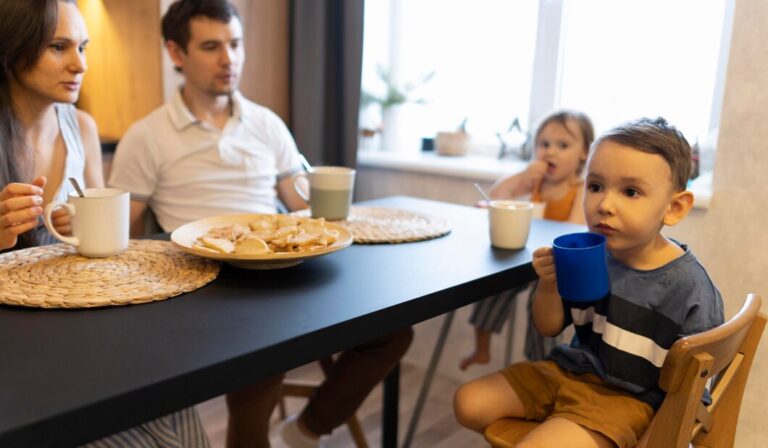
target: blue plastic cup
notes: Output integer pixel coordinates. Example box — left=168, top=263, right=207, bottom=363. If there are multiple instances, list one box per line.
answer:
left=552, top=232, right=610, bottom=302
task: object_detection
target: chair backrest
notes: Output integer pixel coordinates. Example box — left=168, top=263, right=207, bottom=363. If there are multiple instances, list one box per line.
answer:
left=142, top=207, right=163, bottom=235
left=646, top=293, right=766, bottom=448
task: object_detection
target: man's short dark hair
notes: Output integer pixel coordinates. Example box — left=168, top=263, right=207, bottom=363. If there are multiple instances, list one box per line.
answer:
left=161, top=0, right=241, bottom=51
left=594, top=117, right=692, bottom=192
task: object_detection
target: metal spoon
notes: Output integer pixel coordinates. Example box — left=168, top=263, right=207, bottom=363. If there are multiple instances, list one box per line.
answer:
left=69, top=177, right=85, bottom=198
left=474, top=183, right=491, bottom=202
left=298, top=153, right=312, bottom=172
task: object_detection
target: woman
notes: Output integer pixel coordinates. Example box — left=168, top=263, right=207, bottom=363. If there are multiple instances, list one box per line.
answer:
left=0, top=0, right=103, bottom=250
left=0, top=1, right=209, bottom=446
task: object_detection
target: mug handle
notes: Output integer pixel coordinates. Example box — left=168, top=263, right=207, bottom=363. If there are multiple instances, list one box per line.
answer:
left=43, top=202, right=79, bottom=246
left=292, top=172, right=310, bottom=202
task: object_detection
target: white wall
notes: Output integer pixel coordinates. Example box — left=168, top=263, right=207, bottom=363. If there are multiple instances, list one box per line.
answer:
left=666, top=0, right=768, bottom=444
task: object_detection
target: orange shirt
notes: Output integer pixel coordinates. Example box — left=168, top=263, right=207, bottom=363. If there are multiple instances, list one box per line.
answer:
left=531, top=182, right=581, bottom=222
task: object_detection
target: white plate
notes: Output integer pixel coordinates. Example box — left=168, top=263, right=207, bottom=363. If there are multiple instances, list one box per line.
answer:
left=171, top=214, right=353, bottom=269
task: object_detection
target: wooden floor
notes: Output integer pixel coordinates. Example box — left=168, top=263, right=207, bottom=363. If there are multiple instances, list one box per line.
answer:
left=196, top=361, right=488, bottom=447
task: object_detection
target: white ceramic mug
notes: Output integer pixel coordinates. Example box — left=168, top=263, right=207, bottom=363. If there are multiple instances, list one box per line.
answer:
left=293, top=166, right=356, bottom=220
left=488, top=200, right=533, bottom=249
left=531, top=201, right=546, bottom=220
left=43, top=188, right=130, bottom=257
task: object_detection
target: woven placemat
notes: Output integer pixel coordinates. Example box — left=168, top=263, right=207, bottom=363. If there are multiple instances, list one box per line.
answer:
left=0, top=240, right=220, bottom=309
left=295, top=206, right=451, bottom=244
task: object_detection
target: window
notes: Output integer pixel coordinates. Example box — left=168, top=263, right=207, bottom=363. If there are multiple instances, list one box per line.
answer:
left=361, top=0, right=733, bottom=174
left=360, top=0, right=539, bottom=154
left=557, top=0, right=730, bottom=172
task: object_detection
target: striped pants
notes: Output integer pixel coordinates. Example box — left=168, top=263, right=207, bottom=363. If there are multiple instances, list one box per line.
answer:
left=468, top=280, right=560, bottom=361
left=82, top=408, right=209, bottom=448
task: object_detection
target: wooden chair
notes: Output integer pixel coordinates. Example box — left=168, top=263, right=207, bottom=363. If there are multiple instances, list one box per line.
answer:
left=484, top=293, right=766, bottom=448
left=279, top=356, right=369, bottom=448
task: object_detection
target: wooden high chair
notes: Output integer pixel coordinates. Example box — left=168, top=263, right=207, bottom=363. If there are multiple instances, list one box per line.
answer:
left=279, top=356, right=369, bottom=448
left=484, top=293, right=766, bottom=448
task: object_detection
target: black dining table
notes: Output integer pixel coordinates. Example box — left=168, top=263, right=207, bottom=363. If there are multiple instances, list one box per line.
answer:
left=0, top=196, right=583, bottom=448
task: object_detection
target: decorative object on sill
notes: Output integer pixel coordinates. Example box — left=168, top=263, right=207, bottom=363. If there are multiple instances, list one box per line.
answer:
left=690, top=139, right=700, bottom=180
left=421, top=137, right=435, bottom=152
left=360, top=66, right=435, bottom=152
left=381, top=104, right=403, bottom=152
left=435, top=131, right=469, bottom=156
left=359, top=127, right=379, bottom=151
left=435, top=118, right=470, bottom=156
left=496, top=117, right=532, bottom=160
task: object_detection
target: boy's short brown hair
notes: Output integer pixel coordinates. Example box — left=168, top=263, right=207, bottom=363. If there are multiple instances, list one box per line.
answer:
left=593, top=117, right=691, bottom=192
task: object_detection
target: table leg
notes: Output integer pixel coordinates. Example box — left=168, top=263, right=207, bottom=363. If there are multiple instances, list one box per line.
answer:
left=402, top=310, right=456, bottom=448
left=382, top=363, right=400, bottom=448
left=504, top=295, right=517, bottom=367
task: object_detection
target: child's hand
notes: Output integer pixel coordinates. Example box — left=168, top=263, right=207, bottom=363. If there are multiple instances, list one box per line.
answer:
left=0, top=176, right=47, bottom=250
left=532, top=246, right=557, bottom=285
left=523, top=160, right=547, bottom=188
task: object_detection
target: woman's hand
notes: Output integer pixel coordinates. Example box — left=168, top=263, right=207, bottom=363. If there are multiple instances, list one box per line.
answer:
left=0, top=176, right=46, bottom=250
left=50, top=207, right=72, bottom=236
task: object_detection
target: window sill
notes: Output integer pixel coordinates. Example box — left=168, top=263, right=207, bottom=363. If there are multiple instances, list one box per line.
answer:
left=357, top=150, right=712, bottom=210
left=357, top=150, right=527, bottom=182
left=688, top=170, right=712, bottom=210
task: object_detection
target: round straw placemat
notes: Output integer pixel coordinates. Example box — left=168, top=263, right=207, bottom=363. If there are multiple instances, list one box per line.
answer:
left=294, top=206, right=451, bottom=244
left=0, top=240, right=220, bottom=309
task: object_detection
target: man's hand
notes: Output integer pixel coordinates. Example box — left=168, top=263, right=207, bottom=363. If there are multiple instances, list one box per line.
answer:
left=0, top=176, right=46, bottom=250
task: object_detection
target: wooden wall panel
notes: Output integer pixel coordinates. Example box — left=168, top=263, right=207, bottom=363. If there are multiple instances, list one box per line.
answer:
left=231, top=0, right=290, bottom=123
left=161, top=0, right=290, bottom=123
left=78, top=0, right=164, bottom=142
left=79, top=0, right=288, bottom=141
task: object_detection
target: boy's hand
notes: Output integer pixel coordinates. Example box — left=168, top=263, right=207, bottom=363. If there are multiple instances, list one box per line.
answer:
left=532, top=246, right=557, bottom=285
left=531, top=246, right=565, bottom=336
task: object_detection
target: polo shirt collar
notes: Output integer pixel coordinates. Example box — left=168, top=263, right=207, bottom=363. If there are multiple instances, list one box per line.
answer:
left=168, top=87, right=245, bottom=130
left=168, top=87, right=198, bottom=130
left=231, top=91, right=245, bottom=122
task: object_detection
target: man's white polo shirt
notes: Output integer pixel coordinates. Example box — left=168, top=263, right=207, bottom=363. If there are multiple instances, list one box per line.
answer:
left=109, top=89, right=303, bottom=231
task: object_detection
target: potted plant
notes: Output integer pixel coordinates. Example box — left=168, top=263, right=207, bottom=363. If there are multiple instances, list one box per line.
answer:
left=361, top=66, right=434, bottom=151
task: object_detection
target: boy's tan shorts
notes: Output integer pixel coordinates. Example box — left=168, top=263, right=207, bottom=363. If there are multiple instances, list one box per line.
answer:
left=500, top=361, right=654, bottom=448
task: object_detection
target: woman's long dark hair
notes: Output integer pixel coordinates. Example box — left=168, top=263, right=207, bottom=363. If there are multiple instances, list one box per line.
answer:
left=0, top=0, right=72, bottom=249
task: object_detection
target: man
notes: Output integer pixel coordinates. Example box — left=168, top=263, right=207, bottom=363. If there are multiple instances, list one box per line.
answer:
left=109, top=1, right=412, bottom=447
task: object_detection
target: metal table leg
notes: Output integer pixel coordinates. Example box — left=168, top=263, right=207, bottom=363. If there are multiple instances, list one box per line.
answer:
left=504, top=293, right=518, bottom=367
left=383, top=363, right=400, bottom=448
left=402, top=310, right=456, bottom=448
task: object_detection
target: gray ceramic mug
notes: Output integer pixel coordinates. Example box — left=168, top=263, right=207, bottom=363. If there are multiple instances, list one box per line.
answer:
left=293, top=166, right=356, bottom=220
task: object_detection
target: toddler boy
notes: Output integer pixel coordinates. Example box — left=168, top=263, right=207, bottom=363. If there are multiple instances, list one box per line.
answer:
left=453, top=117, right=724, bottom=448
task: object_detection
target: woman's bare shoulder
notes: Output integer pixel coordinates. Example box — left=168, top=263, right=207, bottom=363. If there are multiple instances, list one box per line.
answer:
left=75, top=109, right=98, bottom=134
